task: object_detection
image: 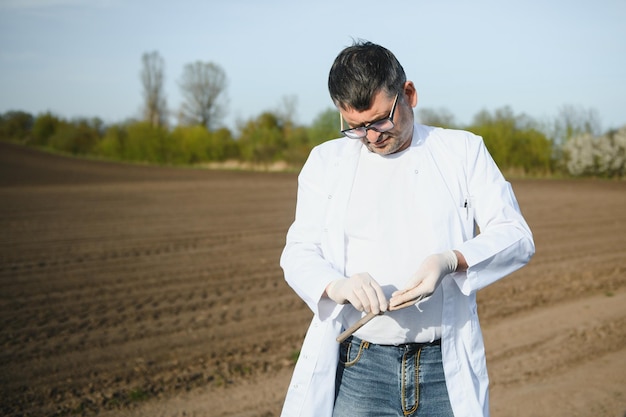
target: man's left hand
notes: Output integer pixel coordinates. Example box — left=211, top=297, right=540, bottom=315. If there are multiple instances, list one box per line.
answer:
left=389, top=251, right=458, bottom=310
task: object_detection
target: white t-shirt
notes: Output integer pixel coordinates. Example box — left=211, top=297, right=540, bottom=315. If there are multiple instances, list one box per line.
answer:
left=342, top=144, right=443, bottom=344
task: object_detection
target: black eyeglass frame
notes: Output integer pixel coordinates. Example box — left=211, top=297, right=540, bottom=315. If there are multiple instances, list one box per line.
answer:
left=339, top=93, right=399, bottom=139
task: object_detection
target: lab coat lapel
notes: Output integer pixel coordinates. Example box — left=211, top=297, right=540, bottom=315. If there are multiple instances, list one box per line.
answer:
left=322, top=139, right=362, bottom=275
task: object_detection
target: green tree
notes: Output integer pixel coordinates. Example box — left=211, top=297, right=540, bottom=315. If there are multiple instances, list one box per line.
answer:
left=96, top=124, right=128, bottom=160
left=48, top=117, right=103, bottom=155
left=0, top=110, right=34, bottom=142
left=307, top=107, right=341, bottom=146
left=469, top=106, right=553, bottom=175
left=170, top=125, right=212, bottom=164
left=237, top=112, right=285, bottom=163
left=124, top=122, right=171, bottom=164
left=470, top=108, right=515, bottom=167
left=282, top=124, right=310, bottom=167
left=31, top=112, right=64, bottom=147
left=212, top=127, right=238, bottom=160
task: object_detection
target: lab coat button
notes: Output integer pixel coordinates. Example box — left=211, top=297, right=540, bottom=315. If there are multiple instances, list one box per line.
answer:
left=327, top=194, right=332, bottom=199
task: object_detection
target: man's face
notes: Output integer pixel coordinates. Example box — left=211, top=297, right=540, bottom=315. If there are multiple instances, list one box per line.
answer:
left=339, top=83, right=417, bottom=156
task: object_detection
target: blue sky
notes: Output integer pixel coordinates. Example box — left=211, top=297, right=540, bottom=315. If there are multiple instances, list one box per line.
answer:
left=1, top=0, right=625, bottom=132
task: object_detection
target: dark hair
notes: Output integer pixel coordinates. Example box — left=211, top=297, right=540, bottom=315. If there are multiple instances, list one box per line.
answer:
left=328, top=40, right=406, bottom=111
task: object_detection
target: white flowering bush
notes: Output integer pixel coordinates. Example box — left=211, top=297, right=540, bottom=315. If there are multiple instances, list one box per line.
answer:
left=605, top=127, right=626, bottom=177
left=565, top=133, right=595, bottom=176
left=564, top=126, right=626, bottom=178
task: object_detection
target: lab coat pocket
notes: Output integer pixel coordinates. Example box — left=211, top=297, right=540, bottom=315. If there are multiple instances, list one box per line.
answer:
left=459, top=196, right=477, bottom=241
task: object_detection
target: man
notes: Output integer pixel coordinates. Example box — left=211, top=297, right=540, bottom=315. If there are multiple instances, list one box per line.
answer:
left=279, top=41, right=534, bottom=417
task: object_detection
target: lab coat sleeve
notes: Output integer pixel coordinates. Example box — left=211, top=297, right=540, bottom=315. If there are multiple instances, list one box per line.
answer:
left=280, top=145, right=346, bottom=320
left=453, top=135, right=535, bottom=294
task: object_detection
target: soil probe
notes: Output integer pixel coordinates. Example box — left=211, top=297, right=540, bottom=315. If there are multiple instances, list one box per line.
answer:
left=336, top=311, right=382, bottom=343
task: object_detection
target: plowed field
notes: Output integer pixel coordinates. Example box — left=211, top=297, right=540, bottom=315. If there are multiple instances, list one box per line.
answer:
left=1, top=142, right=624, bottom=417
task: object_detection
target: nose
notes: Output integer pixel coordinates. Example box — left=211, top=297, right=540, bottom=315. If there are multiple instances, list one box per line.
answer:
left=364, top=129, right=383, bottom=144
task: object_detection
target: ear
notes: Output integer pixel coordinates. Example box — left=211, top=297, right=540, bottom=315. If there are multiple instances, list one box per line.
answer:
left=404, top=81, right=418, bottom=108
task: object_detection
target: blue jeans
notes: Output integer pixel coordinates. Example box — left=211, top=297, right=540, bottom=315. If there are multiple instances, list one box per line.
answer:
left=333, top=336, right=454, bottom=417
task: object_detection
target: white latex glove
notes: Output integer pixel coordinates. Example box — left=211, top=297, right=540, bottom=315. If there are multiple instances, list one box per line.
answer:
left=389, top=250, right=458, bottom=310
left=325, top=272, right=388, bottom=314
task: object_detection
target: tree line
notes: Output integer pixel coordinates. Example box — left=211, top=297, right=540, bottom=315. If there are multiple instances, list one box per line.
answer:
left=0, top=51, right=624, bottom=178
left=0, top=106, right=335, bottom=169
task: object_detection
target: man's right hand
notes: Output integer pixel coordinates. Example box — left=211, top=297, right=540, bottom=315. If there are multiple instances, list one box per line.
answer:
left=325, top=273, right=388, bottom=314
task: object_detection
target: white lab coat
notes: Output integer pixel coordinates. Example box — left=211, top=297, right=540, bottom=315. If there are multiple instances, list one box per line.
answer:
left=279, top=124, right=535, bottom=417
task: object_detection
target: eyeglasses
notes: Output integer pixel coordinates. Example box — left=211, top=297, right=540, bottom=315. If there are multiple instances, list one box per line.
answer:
left=340, top=93, right=399, bottom=139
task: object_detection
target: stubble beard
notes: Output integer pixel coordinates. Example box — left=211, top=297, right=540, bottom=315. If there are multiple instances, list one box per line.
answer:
left=364, top=133, right=411, bottom=156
